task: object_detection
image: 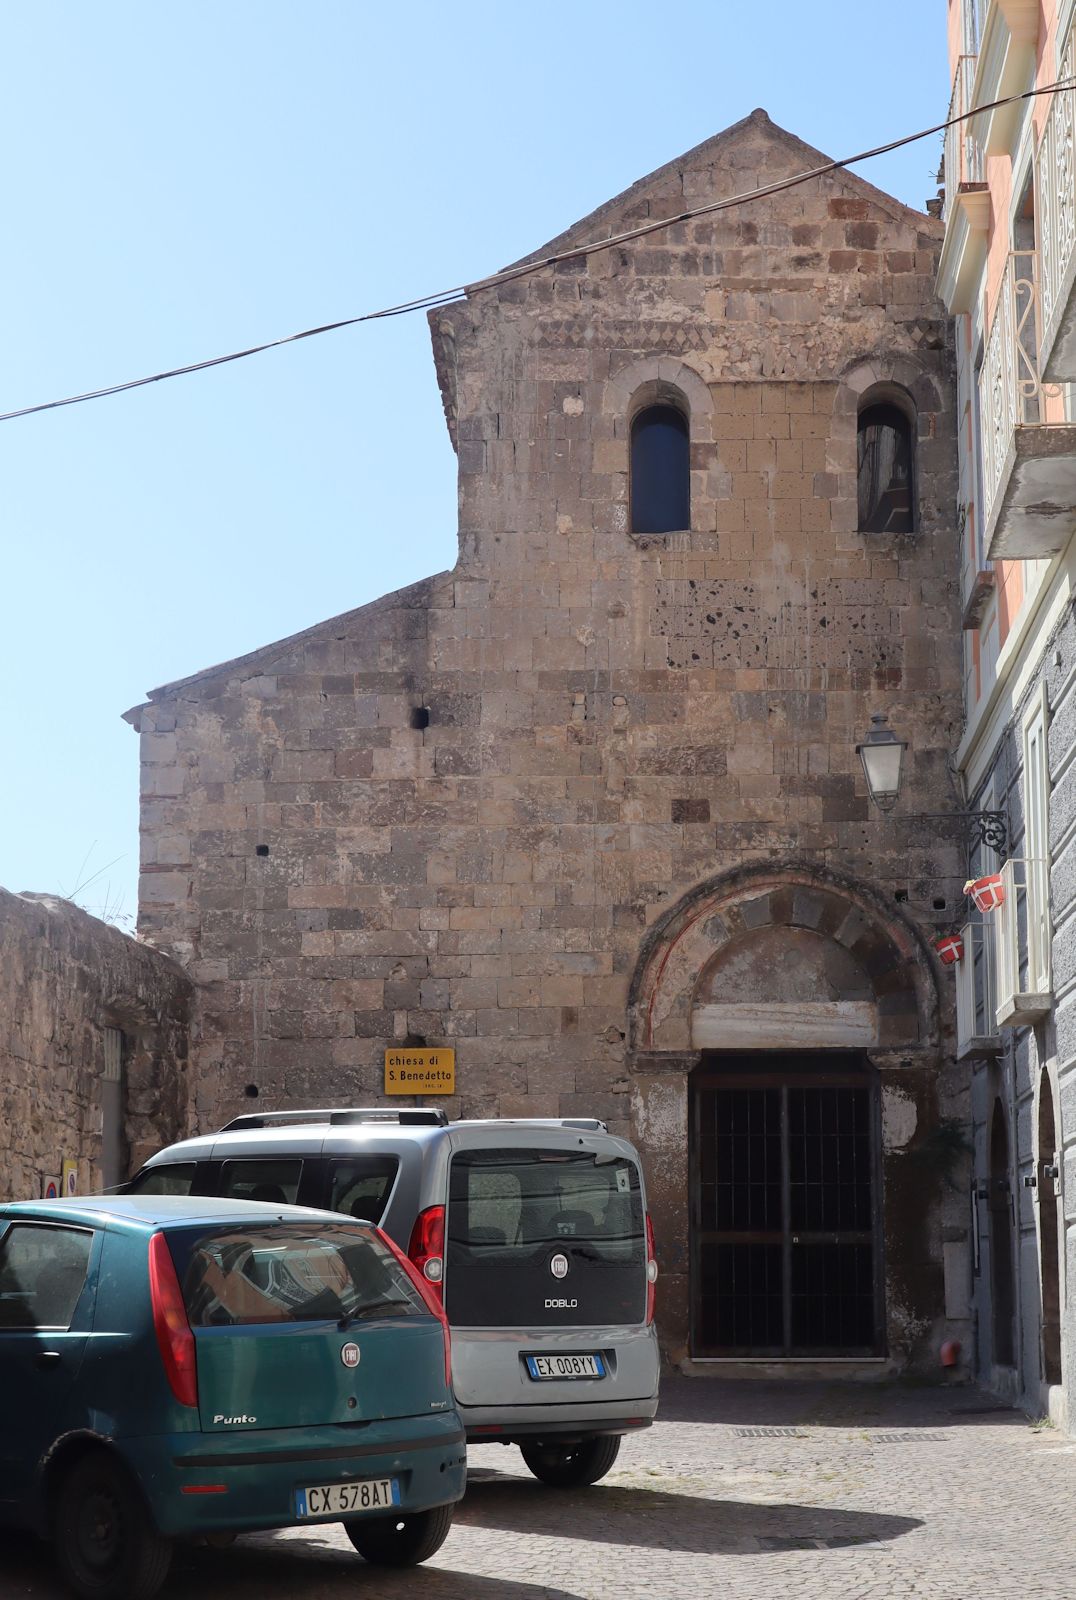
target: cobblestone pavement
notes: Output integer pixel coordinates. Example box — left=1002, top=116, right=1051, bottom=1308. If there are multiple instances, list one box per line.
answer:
left=6, top=1378, right=1076, bottom=1599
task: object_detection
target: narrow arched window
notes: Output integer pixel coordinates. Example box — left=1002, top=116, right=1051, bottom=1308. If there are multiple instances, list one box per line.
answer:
left=631, top=404, right=689, bottom=534
left=857, top=402, right=914, bottom=533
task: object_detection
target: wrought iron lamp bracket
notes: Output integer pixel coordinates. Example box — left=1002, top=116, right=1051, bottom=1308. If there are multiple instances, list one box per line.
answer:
left=906, top=810, right=1008, bottom=855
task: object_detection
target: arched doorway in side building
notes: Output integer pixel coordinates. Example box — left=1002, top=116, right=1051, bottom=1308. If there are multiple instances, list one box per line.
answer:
left=629, top=865, right=940, bottom=1368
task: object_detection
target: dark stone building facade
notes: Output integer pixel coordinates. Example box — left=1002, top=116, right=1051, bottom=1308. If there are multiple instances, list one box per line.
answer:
left=125, top=113, right=968, bottom=1370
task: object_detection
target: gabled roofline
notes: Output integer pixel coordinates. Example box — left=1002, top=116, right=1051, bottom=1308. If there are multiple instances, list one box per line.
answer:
left=122, top=570, right=451, bottom=728
left=429, top=109, right=939, bottom=435
left=508, top=108, right=933, bottom=268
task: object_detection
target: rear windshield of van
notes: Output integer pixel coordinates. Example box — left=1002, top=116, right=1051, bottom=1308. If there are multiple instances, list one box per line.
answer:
left=446, top=1149, right=645, bottom=1326
left=166, top=1223, right=427, bottom=1328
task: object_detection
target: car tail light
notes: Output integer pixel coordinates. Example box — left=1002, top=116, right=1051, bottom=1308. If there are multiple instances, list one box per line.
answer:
left=407, top=1205, right=445, bottom=1304
left=645, top=1213, right=658, bottom=1325
left=148, top=1232, right=198, bottom=1408
left=377, top=1224, right=453, bottom=1389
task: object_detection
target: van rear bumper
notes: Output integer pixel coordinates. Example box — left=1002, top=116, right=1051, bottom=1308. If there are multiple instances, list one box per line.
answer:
left=460, top=1397, right=657, bottom=1442
left=450, top=1321, right=660, bottom=1421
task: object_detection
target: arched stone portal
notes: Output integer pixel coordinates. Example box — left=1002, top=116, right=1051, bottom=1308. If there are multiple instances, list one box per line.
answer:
left=627, top=864, right=942, bottom=1366
left=631, top=869, right=933, bottom=1055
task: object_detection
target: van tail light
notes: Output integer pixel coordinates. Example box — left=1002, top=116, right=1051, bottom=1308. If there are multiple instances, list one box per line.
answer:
left=407, top=1205, right=445, bottom=1306
left=148, top=1232, right=198, bottom=1408
left=377, top=1224, right=453, bottom=1389
left=645, top=1213, right=658, bottom=1325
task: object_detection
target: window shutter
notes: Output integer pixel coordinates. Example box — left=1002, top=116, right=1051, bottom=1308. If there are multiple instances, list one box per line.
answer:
left=103, top=1027, right=123, bottom=1083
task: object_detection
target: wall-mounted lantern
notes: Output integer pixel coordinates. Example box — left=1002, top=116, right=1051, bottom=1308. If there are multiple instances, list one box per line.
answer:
left=856, top=712, right=1008, bottom=855
left=855, top=713, right=907, bottom=812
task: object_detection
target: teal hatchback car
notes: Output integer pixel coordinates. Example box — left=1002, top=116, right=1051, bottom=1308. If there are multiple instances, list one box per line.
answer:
left=0, top=1196, right=466, bottom=1599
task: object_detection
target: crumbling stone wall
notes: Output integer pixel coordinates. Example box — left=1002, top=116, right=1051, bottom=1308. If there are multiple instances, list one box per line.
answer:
left=127, top=112, right=967, bottom=1362
left=0, top=889, right=191, bottom=1196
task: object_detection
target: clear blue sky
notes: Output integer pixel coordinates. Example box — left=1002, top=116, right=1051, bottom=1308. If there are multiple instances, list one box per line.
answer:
left=0, top=0, right=948, bottom=925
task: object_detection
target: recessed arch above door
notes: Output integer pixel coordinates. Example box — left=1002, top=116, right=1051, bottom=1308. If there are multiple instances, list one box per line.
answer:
left=629, top=863, right=938, bottom=1057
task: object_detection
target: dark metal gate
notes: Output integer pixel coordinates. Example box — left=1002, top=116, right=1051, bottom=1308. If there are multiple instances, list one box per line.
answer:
left=690, top=1054, right=884, bottom=1357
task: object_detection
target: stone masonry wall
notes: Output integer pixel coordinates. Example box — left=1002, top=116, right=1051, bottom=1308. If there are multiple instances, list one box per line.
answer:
left=0, top=888, right=191, bottom=1196
left=128, top=113, right=967, bottom=1361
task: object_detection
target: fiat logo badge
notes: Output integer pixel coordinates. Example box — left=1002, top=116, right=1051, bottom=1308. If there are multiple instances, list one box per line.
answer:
left=550, top=1253, right=569, bottom=1280
left=341, top=1342, right=361, bottom=1368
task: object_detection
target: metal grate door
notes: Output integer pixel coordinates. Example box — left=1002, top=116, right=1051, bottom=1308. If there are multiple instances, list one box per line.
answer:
left=692, top=1057, right=882, bottom=1357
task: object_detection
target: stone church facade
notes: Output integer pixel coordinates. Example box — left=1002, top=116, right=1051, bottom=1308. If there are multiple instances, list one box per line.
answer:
left=126, top=112, right=968, bottom=1370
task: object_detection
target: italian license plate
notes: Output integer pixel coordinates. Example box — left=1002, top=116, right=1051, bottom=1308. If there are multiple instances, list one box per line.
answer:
left=295, top=1477, right=400, bottom=1518
left=525, top=1352, right=606, bottom=1380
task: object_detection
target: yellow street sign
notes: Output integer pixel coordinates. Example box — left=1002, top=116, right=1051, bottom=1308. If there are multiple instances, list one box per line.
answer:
left=384, top=1047, right=455, bottom=1096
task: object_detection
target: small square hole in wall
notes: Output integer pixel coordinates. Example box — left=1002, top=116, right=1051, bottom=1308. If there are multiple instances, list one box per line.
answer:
left=410, top=707, right=430, bottom=730
left=933, top=897, right=946, bottom=911
left=255, top=844, right=269, bottom=857
left=244, top=1083, right=260, bottom=1099
left=894, top=888, right=908, bottom=903
left=403, top=1033, right=427, bottom=1048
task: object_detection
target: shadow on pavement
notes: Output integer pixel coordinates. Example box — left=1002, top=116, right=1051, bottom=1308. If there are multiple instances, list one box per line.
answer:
left=0, top=1526, right=585, bottom=1599
left=457, top=1475, right=922, bottom=1554
left=652, top=1375, right=1025, bottom=1431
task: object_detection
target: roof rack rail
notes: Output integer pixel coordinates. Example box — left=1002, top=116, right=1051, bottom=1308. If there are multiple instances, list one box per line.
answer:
left=330, top=1108, right=449, bottom=1128
left=502, top=1117, right=609, bottom=1133
left=217, top=1107, right=450, bottom=1133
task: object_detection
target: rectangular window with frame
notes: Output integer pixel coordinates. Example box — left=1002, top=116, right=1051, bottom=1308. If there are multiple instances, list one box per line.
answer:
left=1022, top=682, right=1052, bottom=996
left=956, top=921, right=989, bottom=1054
left=970, top=338, right=987, bottom=571
left=100, top=1026, right=125, bottom=1189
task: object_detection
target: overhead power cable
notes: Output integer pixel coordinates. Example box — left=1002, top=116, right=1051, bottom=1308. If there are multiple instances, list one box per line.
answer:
left=2, top=77, right=1072, bottom=425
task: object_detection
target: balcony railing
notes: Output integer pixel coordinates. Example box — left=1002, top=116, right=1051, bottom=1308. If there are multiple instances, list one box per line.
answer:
left=978, top=250, right=1045, bottom=535
left=960, top=0, right=983, bottom=57
left=1036, top=24, right=1076, bottom=378
left=943, top=54, right=985, bottom=227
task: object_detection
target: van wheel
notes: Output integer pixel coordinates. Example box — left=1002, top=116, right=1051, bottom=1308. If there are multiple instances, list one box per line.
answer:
left=520, top=1434, right=622, bottom=1487
left=344, top=1502, right=454, bottom=1566
left=54, top=1452, right=172, bottom=1600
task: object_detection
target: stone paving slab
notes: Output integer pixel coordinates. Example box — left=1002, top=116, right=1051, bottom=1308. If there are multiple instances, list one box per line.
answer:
left=5, top=1378, right=1076, bottom=1599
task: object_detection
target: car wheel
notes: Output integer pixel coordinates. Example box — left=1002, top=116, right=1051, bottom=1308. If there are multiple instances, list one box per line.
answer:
left=54, top=1452, right=172, bottom=1600
left=343, top=1502, right=454, bottom=1566
left=520, top=1434, right=622, bottom=1487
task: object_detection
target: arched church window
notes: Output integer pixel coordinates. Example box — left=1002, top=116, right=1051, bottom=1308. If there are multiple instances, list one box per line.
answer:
left=631, top=403, right=690, bottom=534
left=857, top=399, right=915, bottom=533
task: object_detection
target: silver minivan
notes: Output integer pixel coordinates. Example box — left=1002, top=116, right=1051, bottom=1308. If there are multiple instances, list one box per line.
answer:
left=125, top=1109, right=661, bottom=1487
